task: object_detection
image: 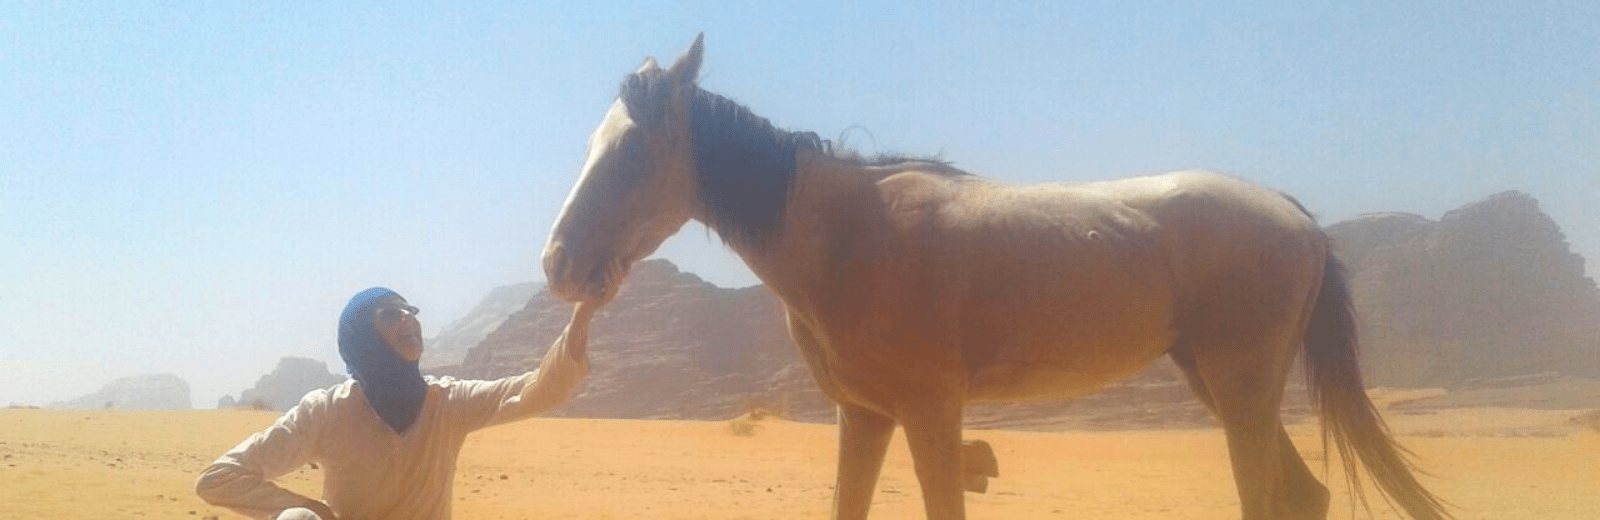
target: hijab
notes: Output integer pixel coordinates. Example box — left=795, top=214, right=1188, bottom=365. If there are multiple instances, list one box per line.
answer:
left=338, top=287, right=427, bottom=434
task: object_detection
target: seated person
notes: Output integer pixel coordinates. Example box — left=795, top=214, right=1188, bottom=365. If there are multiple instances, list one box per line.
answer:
left=196, top=287, right=592, bottom=520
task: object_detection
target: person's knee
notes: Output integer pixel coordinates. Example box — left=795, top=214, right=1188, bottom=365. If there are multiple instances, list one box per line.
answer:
left=275, top=507, right=323, bottom=520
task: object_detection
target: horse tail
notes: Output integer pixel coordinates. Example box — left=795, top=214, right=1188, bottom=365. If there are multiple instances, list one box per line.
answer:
left=1305, top=252, right=1453, bottom=520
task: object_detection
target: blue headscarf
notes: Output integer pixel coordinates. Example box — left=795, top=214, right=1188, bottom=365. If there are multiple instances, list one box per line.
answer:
left=338, top=287, right=427, bottom=434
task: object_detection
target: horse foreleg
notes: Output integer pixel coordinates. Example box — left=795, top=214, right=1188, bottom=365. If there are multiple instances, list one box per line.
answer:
left=833, top=402, right=896, bottom=520
left=899, top=399, right=967, bottom=520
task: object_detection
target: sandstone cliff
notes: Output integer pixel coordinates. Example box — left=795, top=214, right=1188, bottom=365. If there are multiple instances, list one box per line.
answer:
left=1327, top=191, right=1600, bottom=387
left=438, top=260, right=835, bottom=421
left=422, top=282, right=542, bottom=369
left=228, top=357, right=347, bottom=411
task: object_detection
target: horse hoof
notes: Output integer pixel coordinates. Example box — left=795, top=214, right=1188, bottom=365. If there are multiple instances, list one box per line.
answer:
left=962, top=439, right=999, bottom=478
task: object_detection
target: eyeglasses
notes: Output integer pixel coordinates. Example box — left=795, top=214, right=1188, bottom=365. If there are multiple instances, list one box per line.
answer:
left=375, top=304, right=420, bottom=322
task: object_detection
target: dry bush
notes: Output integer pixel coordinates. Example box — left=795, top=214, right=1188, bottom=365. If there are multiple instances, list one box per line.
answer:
left=726, top=400, right=783, bottom=437
left=727, top=417, right=761, bottom=437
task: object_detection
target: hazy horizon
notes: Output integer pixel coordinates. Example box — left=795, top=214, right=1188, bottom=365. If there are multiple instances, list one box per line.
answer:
left=4, top=2, right=1597, bottom=408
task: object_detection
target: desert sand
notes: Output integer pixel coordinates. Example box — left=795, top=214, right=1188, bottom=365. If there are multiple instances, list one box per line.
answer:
left=1, top=406, right=1595, bottom=519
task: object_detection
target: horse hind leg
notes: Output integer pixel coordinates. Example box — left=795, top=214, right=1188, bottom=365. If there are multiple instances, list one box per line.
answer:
left=1171, top=340, right=1329, bottom=520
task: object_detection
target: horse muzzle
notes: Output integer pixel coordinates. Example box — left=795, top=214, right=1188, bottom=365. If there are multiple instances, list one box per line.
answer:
left=543, top=242, right=624, bottom=303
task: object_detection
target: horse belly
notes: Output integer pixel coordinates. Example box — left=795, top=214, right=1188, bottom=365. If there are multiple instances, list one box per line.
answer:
left=958, top=258, right=1177, bottom=402
left=934, top=179, right=1181, bottom=401
left=966, top=331, right=1175, bottom=402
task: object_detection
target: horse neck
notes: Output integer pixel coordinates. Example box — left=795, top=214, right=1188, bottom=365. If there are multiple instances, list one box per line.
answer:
left=722, top=151, right=897, bottom=315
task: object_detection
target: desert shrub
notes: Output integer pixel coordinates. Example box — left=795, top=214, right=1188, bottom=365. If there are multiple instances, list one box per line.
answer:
left=726, top=403, right=782, bottom=437
left=727, top=417, right=761, bottom=437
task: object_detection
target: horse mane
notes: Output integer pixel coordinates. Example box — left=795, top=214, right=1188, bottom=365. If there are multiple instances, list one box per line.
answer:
left=620, top=73, right=955, bottom=249
left=685, top=87, right=823, bottom=249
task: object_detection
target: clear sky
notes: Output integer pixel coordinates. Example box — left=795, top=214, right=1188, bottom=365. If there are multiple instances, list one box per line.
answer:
left=3, top=2, right=1596, bottom=408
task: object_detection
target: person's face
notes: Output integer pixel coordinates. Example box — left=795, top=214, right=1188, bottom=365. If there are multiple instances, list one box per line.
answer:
left=373, top=295, right=424, bottom=362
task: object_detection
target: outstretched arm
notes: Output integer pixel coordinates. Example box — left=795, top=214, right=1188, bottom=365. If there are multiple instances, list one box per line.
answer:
left=514, top=301, right=596, bottom=412
left=454, top=302, right=598, bottom=429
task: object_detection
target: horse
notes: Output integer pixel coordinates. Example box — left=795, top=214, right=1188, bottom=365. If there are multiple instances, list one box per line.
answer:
left=540, top=35, right=1451, bottom=520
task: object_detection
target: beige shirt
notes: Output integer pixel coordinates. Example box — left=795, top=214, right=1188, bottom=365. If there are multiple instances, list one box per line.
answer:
left=196, top=350, right=585, bottom=520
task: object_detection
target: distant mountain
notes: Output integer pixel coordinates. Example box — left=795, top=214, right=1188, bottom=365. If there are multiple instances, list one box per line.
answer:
left=436, top=191, right=1597, bottom=428
left=227, top=357, right=346, bottom=411
left=422, top=282, right=542, bottom=370
left=436, top=260, right=835, bottom=421
left=1327, top=191, right=1600, bottom=387
left=55, top=374, right=191, bottom=410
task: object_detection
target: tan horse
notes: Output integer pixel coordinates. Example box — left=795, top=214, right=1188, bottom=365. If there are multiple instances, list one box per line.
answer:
left=542, top=35, right=1451, bottom=520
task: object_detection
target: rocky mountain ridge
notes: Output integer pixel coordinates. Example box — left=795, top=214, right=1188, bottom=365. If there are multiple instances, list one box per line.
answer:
left=422, top=282, right=543, bottom=369
left=1327, top=191, right=1600, bottom=387
left=432, top=260, right=835, bottom=421
left=221, top=357, right=347, bottom=410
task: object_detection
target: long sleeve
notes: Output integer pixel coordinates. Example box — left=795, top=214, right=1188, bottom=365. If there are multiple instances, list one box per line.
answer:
left=451, top=303, right=595, bottom=430
left=196, top=391, right=328, bottom=519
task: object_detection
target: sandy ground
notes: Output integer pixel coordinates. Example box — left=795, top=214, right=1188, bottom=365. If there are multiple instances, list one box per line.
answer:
left=1, top=407, right=1595, bottom=519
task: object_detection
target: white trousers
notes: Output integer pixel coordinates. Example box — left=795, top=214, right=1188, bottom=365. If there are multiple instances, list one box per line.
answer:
left=274, top=507, right=324, bottom=520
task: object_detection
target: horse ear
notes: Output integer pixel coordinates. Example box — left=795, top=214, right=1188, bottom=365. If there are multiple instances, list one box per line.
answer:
left=667, top=33, right=704, bottom=84
left=636, top=56, right=660, bottom=75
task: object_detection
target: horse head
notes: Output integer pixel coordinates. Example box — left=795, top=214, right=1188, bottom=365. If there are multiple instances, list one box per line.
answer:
left=543, top=35, right=704, bottom=303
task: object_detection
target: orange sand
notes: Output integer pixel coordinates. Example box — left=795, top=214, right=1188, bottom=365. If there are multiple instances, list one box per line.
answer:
left=1, top=408, right=1595, bottom=519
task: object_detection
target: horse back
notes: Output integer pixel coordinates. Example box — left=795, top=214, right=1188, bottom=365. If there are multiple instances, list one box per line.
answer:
left=866, top=169, right=1325, bottom=401
left=871, top=170, right=1180, bottom=400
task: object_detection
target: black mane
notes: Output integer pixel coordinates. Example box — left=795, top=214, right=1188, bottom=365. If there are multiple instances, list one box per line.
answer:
left=619, top=73, right=951, bottom=249
left=686, top=88, right=824, bottom=249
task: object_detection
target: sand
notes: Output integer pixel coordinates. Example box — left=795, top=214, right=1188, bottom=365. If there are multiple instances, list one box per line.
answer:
left=1, top=407, right=1595, bottom=519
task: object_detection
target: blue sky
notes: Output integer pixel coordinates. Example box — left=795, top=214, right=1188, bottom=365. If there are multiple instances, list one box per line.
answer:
left=2, top=2, right=1596, bottom=407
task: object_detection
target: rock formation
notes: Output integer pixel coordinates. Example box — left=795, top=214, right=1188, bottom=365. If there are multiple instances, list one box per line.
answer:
left=440, top=260, right=836, bottom=422
left=229, top=357, right=347, bottom=411
left=422, top=282, right=542, bottom=369
left=1328, top=191, right=1600, bottom=387
left=55, top=374, right=192, bottom=410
